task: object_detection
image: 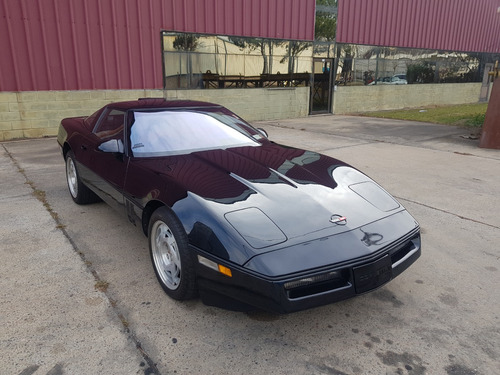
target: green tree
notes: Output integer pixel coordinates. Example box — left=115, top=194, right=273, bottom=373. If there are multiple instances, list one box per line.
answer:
left=406, top=62, right=435, bottom=84
left=280, top=41, right=310, bottom=74
left=228, top=37, right=282, bottom=74
left=315, top=0, right=337, bottom=41
left=173, top=34, right=200, bottom=87
left=173, top=34, right=199, bottom=51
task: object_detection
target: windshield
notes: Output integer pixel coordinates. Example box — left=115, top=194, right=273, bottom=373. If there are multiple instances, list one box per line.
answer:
left=130, top=110, right=261, bottom=157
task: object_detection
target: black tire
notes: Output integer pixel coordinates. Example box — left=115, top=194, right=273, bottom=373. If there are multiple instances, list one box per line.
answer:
left=65, top=150, right=100, bottom=205
left=148, top=206, right=197, bottom=300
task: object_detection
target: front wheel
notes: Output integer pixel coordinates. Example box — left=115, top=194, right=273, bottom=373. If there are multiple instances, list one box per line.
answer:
left=65, top=150, right=100, bottom=204
left=149, top=207, right=197, bottom=300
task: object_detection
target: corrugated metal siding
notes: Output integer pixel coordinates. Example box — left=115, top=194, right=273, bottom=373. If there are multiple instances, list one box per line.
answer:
left=0, top=0, right=315, bottom=92
left=337, top=0, right=500, bottom=53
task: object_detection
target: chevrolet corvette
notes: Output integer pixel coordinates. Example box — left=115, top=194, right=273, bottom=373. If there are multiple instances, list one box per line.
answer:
left=57, top=98, right=420, bottom=313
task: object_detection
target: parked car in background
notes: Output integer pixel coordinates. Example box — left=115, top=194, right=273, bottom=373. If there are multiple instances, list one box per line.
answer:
left=393, top=74, right=407, bottom=81
left=369, top=74, right=407, bottom=85
left=368, top=76, right=391, bottom=85
left=57, top=98, right=421, bottom=313
left=390, top=75, right=408, bottom=84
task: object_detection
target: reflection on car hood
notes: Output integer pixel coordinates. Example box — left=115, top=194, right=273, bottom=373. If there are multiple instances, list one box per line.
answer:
left=140, top=144, right=404, bottom=251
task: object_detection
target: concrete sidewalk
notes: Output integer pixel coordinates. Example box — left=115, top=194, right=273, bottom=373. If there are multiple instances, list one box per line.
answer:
left=255, top=115, right=498, bottom=158
left=1, top=115, right=499, bottom=375
left=0, top=146, right=151, bottom=374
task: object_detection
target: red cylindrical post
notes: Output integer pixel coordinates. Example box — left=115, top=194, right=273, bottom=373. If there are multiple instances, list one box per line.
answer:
left=479, top=65, right=500, bottom=149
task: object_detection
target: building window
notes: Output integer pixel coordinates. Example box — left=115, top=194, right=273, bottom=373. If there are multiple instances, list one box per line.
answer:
left=335, top=44, right=490, bottom=86
left=162, top=32, right=314, bottom=90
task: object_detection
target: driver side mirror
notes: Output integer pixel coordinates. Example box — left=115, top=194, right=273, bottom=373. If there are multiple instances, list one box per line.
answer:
left=98, top=139, right=124, bottom=153
left=257, top=128, right=268, bottom=138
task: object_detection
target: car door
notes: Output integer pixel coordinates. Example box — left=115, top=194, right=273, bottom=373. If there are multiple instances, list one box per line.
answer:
left=88, top=108, right=129, bottom=212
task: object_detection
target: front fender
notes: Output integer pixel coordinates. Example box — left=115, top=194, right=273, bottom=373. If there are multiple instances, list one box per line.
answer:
left=171, top=192, right=253, bottom=265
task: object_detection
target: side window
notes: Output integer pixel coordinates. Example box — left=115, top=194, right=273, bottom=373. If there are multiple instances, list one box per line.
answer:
left=93, top=109, right=125, bottom=141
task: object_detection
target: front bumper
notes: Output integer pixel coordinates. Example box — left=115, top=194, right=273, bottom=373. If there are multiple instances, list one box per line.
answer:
left=193, top=228, right=421, bottom=314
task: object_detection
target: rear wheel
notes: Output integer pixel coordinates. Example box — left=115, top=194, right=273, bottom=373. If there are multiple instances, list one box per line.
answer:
left=149, top=206, right=197, bottom=300
left=65, top=150, right=100, bottom=204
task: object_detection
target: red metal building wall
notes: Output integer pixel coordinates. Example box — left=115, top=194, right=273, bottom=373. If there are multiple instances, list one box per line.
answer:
left=0, top=0, right=316, bottom=92
left=337, top=0, right=500, bottom=53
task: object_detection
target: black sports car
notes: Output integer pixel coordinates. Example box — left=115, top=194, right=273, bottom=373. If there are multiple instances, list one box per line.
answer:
left=57, top=98, right=421, bottom=313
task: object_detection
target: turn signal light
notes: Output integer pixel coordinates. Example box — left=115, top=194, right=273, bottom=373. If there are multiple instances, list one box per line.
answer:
left=198, top=255, right=232, bottom=277
left=218, top=264, right=232, bottom=277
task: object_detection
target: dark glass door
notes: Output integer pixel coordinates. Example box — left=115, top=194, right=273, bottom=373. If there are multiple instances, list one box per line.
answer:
left=310, top=58, right=333, bottom=114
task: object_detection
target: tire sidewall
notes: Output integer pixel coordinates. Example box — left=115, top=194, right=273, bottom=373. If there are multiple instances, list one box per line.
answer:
left=148, top=206, right=196, bottom=300
left=65, top=149, right=100, bottom=205
left=65, top=150, right=81, bottom=203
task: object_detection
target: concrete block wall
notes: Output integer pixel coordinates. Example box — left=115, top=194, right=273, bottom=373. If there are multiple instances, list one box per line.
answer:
left=0, top=90, right=164, bottom=141
left=0, top=88, right=310, bottom=141
left=0, top=84, right=485, bottom=141
left=333, top=83, right=483, bottom=114
left=165, top=87, right=310, bottom=121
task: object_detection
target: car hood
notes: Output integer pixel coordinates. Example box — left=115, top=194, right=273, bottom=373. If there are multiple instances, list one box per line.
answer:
left=137, top=144, right=406, bottom=261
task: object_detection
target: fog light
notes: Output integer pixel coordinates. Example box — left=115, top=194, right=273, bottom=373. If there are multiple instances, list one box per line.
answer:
left=284, top=271, right=341, bottom=289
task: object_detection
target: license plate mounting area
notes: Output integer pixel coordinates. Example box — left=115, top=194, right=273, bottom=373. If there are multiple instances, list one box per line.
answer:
left=353, top=254, right=392, bottom=294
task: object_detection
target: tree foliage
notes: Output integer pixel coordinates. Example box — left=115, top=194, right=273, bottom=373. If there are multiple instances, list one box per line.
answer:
left=406, top=62, right=435, bottom=84
left=280, top=41, right=310, bottom=73
left=227, top=37, right=282, bottom=74
left=315, top=0, right=337, bottom=41
left=173, top=34, right=199, bottom=51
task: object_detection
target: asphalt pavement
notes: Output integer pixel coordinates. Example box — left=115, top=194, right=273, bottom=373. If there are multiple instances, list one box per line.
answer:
left=1, top=115, right=499, bottom=375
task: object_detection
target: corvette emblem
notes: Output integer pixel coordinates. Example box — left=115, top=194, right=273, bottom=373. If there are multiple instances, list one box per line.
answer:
left=330, top=215, right=347, bottom=225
